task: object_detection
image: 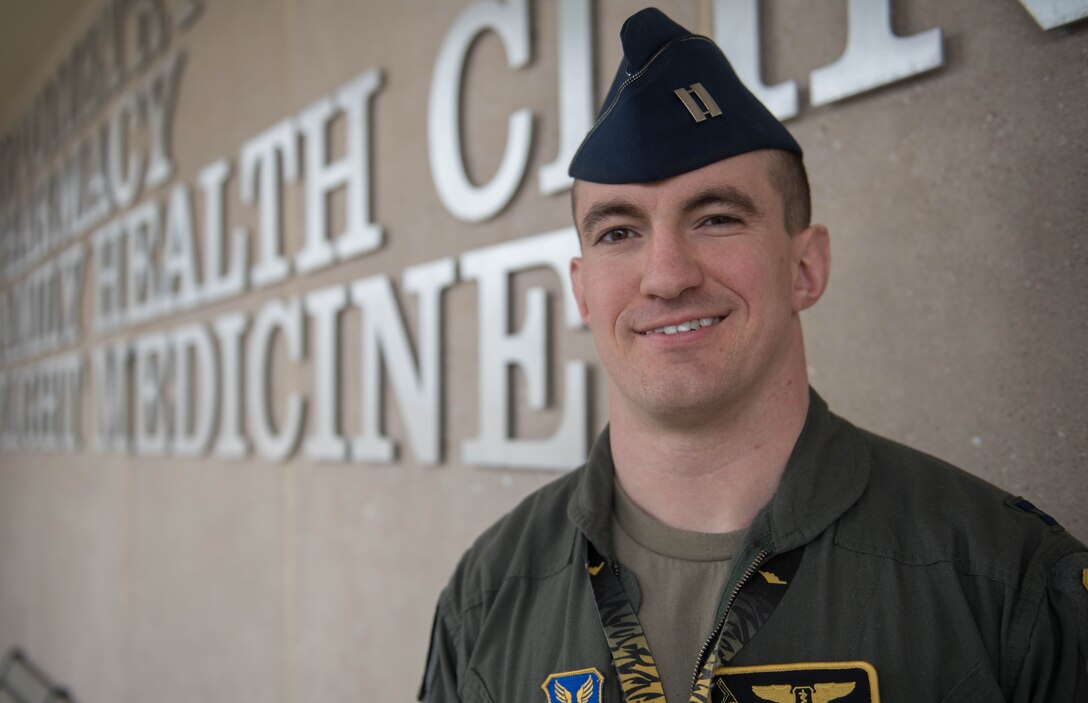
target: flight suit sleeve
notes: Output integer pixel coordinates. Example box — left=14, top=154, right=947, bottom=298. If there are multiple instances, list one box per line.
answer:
left=1011, top=551, right=1088, bottom=701
left=418, top=596, right=464, bottom=703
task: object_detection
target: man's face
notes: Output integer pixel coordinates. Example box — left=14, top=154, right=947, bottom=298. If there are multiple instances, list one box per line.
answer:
left=569, top=150, right=828, bottom=426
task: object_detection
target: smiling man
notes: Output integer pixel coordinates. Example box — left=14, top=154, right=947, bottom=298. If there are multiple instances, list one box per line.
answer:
left=419, top=9, right=1087, bottom=703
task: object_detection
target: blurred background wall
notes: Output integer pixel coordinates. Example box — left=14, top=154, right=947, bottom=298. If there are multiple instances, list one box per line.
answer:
left=0, top=1, right=1084, bottom=701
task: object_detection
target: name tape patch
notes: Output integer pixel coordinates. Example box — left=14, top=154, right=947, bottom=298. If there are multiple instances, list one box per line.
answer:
left=712, top=661, right=879, bottom=703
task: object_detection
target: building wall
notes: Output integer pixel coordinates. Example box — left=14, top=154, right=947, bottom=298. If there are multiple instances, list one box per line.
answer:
left=0, top=1, right=1084, bottom=701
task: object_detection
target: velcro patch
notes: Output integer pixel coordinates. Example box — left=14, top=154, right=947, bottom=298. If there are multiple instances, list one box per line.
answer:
left=542, top=668, right=604, bottom=703
left=712, top=662, right=878, bottom=703
left=1004, top=496, right=1062, bottom=530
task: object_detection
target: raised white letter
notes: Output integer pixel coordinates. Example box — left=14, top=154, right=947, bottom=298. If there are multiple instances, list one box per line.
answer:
left=172, top=322, right=218, bottom=457
left=303, top=284, right=348, bottom=461
left=57, top=243, right=86, bottom=345
left=429, top=0, right=531, bottom=222
left=199, top=158, right=248, bottom=303
left=1018, top=0, right=1088, bottom=29
left=809, top=0, right=943, bottom=107
left=350, top=258, right=456, bottom=464
left=460, top=228, right=586, bottom=469
left=134, top=331, right=172, bottom=455
left=247, top=298, right=305, bottom=462
left=54, top=353, right=82, bottom=451
left=241, top=119, right=298, bottom=288
left=213, top=311, right=249, bottom=458
left=538, top=0, right=594, bottom=194
left=92, top=219, right=125, bottom=333
left=712, top=0, right=798, bottom=120
left=92, top=340, right=131, bottom=453
left=106, top=92, right=145, bottom=209
left=295, top=69, right=383, bottom=274
left=125, top=199, right=162, bottom=323
left=143, top=51, right=185, bottom=188
left=161, top=183, right=200, bottom=312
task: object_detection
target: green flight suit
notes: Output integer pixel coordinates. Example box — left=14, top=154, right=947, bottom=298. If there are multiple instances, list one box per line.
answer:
left=420, top=391, right=1088, bottom=702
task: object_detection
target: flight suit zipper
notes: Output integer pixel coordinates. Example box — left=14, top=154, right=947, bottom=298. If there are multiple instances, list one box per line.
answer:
left=689, top=549, right=770, bottom=693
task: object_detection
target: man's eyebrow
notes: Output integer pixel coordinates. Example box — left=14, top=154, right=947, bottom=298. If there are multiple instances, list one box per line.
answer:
left=579, top=199, right=646, bottom=238
left=680, top=186, right=762, bottom=220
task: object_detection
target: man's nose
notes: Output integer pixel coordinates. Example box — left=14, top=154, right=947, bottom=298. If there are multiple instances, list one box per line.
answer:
left=639, top=231, right=703, bottom=299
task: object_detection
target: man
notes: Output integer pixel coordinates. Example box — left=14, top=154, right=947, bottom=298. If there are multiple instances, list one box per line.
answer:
left=419, top=8, right=1087, bottom=703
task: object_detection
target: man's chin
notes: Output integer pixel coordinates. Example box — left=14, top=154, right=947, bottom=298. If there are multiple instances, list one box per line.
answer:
left=626, top=384, right=737, bottom=428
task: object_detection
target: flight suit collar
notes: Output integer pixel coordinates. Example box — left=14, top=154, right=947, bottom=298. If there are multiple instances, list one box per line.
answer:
left=567, top=389, right=870, bottom=558
left=739, top=389, right=870, bottom=554
left=567, top=424, right=616, bottom=556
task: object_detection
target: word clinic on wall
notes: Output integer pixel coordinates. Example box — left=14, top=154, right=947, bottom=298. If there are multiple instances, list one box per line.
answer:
left=2, top=0, right=1084, bottom=468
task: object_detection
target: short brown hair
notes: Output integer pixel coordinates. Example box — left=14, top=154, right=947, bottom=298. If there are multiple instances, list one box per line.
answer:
left=766, top=150, right=811, bottom=234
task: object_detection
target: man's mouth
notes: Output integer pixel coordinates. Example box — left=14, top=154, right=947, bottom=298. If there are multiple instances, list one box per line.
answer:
left=640, top=316, right=724, bottom=336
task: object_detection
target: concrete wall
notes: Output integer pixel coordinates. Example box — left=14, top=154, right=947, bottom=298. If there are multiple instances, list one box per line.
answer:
left=0, top=1, right=1084, bottom=701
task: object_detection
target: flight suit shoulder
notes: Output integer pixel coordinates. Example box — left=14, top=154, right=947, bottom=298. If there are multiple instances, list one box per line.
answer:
left=835, top=427, right=1081, bottom=588
left=441, top=467, right=584, bottom=614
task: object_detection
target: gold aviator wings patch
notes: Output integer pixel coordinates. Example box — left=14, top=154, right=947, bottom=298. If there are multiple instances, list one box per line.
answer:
left=753, top=682, right=855, bottom=703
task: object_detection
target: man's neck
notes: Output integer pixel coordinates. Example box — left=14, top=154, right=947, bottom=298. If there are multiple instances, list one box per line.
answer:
left=609, top=377, right=810, bottom=534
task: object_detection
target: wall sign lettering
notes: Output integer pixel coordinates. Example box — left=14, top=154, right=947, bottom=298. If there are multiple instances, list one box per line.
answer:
left=0, top=0, right=1084, bottom=468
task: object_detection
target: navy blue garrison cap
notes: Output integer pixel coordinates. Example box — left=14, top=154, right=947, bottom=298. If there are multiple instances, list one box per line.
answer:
left=568, top=7, right=801, bottom=184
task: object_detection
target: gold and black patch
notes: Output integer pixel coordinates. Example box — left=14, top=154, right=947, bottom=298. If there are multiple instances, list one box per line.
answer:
left=710, top=662, right=879, bottom=703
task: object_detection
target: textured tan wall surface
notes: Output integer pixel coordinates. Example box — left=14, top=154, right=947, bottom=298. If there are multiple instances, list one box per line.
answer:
left=0, top=1, right=1085, bottom=702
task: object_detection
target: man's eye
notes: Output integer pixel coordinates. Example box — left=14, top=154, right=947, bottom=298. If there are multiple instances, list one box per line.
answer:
left=702, top=214, right=741, bottom=227
left=598, top=227, right=636, bottom=244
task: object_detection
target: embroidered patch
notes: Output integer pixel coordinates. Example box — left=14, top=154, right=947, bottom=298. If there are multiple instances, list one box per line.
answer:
left=711, top=661, right=879, bottom=703
left=759, top=569, right=789, bottom=585
left=542, top=668, right=604, bottom=703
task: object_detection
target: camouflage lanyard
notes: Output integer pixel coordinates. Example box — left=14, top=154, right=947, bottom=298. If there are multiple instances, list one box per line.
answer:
left=585, top=539, right=803, bottom=703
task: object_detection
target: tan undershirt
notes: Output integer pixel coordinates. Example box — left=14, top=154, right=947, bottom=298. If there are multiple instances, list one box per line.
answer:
left=611, top=481, right=746, bottom=703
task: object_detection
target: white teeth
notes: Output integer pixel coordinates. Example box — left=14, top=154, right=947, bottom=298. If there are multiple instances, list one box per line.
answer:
left=646, top=316, right=723, bottom=335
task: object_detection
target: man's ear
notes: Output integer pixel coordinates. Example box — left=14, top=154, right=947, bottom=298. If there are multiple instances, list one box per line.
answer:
left=791, top=224, right=830, bottom=312
left=570, top=257, right=591, bottom=325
